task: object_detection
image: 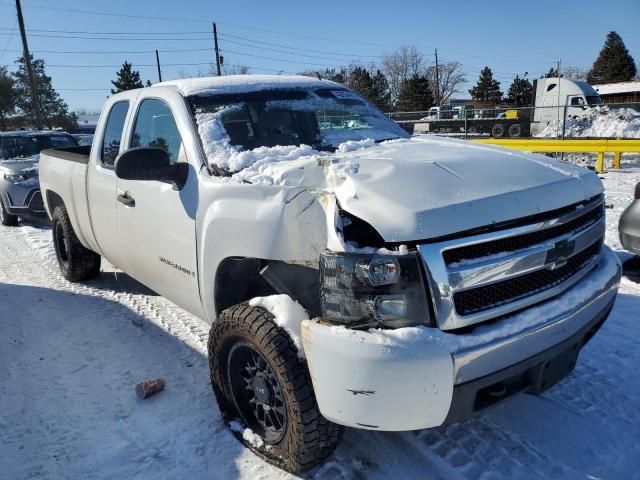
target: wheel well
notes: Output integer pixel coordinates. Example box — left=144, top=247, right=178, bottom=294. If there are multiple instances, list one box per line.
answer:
left=213, top=257, right=320, bottom=317
left=214, top=257, right=276, bottom=316
left=46, top=190, right=65, bottom=214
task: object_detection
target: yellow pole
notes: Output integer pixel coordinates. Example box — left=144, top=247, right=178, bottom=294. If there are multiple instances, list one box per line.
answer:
left=596, top=152, right=605, bottom=173
left=613, top=152, right=622, bottom=170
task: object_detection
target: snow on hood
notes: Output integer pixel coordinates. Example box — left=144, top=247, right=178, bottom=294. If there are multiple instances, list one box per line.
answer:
left=536, top=105, right=640, bottom=138
left=203, top=134, right=602, bottom=242
left=155, top=74, right=334, bottom=97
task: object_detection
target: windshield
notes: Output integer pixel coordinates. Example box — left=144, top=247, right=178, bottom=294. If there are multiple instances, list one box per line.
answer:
left=0, top=134, right=77, bottom=160
left=586, top=95, right=603, bottom=106
left=189, top=87, right=408, bottom=170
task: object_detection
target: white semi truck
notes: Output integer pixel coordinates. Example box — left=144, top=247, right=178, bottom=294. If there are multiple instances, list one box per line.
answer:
left=414, top=77, right=603, bottom=137
left=39, top=75, right=620, bottom=473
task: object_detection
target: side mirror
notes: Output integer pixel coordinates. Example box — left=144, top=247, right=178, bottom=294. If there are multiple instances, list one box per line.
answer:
left=114, top=147, right=187, bottom=188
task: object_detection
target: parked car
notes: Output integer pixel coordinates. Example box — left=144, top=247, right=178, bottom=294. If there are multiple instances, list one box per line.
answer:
left=0, top=130, right=77, bottom=225
left=619, top=181, right=640, bottom=256
left=71, top=133, right=94, bottom=146
left=39, top=75, right=621, bottom=474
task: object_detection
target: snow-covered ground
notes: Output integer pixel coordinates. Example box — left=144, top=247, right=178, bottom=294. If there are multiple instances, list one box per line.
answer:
left=1, top=167, right=640, bottom=480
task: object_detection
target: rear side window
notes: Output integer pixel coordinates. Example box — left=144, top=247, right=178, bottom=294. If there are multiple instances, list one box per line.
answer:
left=101, top=101, right=129, bottom=168
left=130, top=99, right=182, bottom=164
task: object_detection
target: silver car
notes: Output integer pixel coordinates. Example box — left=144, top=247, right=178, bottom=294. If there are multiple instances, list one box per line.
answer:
left=0, top=131, right=77, bottom=226
left=619, top=181, right=640, bottom=256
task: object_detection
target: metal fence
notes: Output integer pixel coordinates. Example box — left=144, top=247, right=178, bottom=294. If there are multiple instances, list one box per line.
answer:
left=389, top=102, right=640, bottom=140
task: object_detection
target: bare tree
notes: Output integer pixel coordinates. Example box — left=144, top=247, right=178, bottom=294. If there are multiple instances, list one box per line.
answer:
left=425, top=61, right=466, bottom=105
left=382, top=46, right=425, bottom=102
left=221, top=64, right=250, bottom=75
left=562, top=66, right=588, bottom=81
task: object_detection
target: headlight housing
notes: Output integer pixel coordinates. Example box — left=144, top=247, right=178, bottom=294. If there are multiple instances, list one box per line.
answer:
left=4, top=170, right=37, bottom=184
left=320, top=250, right=431, bottom=329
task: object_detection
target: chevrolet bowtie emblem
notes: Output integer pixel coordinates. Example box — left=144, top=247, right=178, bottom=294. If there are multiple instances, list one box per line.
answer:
left=546, top=238, right=575, bottom=270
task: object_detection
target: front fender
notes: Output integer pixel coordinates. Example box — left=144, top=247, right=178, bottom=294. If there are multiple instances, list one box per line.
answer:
left=197, top=180, right=328, bottom=322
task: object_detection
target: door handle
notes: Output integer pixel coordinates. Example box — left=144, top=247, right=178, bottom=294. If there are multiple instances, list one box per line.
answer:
left=117, top=191, right=135, bottom=207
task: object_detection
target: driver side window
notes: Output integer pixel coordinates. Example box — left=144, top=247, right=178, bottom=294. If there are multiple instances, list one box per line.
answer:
left=130, top=99, right=183, bottom=164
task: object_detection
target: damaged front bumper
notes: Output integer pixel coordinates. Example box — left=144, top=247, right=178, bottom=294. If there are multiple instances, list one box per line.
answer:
left=301, top=246, right=621, bottom=431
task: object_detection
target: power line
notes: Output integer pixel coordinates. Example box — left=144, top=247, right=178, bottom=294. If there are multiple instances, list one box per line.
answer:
left=0, top=3, right=211, bottom=24
left=0, top=32, right=213, bottom=41
left=0, top=21, right=16, bottom=61
left=0, top=26, right=214, bottom=35
left=218, top=32, right=383, bottom=59
left=221, top=48, right=344, bottom=68
left=218, top=37, right=377, bottom=64
left=3, top=47, right=214, bottom=55
left=0, top=2, right=405, bottom=48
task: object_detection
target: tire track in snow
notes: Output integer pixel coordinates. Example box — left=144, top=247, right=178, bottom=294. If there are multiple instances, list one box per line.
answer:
left=5, top=215, right=640, bottom=479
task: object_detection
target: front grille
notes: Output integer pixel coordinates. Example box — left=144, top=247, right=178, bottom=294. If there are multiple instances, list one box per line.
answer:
left=443, top=201, right=604, bottom=265
left=453, top=241, right=602, bottom=316
left=28, top=190, right=45, bottom=212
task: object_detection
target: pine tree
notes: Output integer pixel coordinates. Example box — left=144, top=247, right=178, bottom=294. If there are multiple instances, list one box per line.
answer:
left=543, top=67, right=560, bottom=78
left=587, top=31, right=637, bottom=84
left=347, top=66, right=375, bottom=100
left=0, top=66, right=16, bottom=130
left=12, top=55, right=75, bottom=130
left=346, top=67, right=392, bottom=112
left=111, top=61, right=144, bottom=94
left=395, top=74, right=433, bottom=111
left=469, top=67, right=502, bottom=102
left=323, top=67, right=347, bottom=84
left=506, top=76, right=533, bottom=106
left=370, top=70, right=392, bottom=112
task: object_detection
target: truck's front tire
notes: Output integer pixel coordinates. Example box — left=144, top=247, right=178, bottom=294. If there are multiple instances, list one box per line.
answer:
left=0, top=198, right=18, bottom=226
left=208, top=304, right=343, bottom=474
left=51, top=206, right=101, bottom=282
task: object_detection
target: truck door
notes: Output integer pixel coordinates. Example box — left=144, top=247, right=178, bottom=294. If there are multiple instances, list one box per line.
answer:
left=87, top=97, right=133, bottom=268
left=115, top=95, right=201, bottom=316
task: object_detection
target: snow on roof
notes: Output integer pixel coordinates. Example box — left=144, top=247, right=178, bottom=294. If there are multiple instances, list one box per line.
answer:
left=593, top=81, right=640, bottom=96
left=154, top=74, right=338, bottom=97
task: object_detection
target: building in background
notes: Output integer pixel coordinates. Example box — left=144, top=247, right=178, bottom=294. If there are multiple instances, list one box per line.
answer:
left=593, top=81, right=640, bottom=104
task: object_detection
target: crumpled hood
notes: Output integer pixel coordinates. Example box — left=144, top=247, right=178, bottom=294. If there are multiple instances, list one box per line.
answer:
left=323, top=137, right=602, bottom=242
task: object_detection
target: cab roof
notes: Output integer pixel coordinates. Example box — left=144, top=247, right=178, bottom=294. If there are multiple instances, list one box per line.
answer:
left=153, top=74, right=339, bottom=97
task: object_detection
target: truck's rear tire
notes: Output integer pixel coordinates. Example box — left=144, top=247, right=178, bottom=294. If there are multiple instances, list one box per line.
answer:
left=491, top=124, right=506, bottom=138
left=508, top=124, right=522, bottom=137
left=0, top=198, right=18, bottom=226
left=51, top=205, right=101, bottom=282
left=208, top=304, right=343, bottom=474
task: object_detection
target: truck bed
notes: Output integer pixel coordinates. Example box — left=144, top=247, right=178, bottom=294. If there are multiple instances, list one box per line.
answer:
left=40, top=145, right=91, bottom=163
left=39, top=145, right=96, bottom=252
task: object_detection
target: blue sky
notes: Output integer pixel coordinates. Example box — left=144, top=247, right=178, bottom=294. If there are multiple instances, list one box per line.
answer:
left=0, top=0, right=638, bottom=111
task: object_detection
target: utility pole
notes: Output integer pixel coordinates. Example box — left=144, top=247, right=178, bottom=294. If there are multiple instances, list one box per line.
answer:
left=213, top=22, right=221, bottom=76
left=434, top=48, right=440, bottom=106
left=155, top=49, right=162, bottom=82
left=15, top=0, right=44, bottom=129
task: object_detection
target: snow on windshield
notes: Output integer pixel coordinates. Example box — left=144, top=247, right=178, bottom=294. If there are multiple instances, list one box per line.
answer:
left=191, top=88, right=408, bottom=173
left=195, top=110, right=321, bottom=172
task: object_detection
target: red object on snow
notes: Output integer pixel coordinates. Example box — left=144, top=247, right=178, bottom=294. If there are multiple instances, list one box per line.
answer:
left=136, top=378, right=166, bottom=399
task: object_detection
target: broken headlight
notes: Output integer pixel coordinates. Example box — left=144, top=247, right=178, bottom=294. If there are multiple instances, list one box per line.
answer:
left=319, top=251, right=431, bottom=329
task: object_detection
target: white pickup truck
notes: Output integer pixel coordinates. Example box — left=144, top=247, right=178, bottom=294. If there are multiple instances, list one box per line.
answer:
left=39, top=75, right=621, bottom=473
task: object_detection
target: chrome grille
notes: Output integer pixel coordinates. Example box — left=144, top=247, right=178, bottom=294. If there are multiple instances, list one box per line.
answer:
left=418, top=195, right=605, bottom=331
